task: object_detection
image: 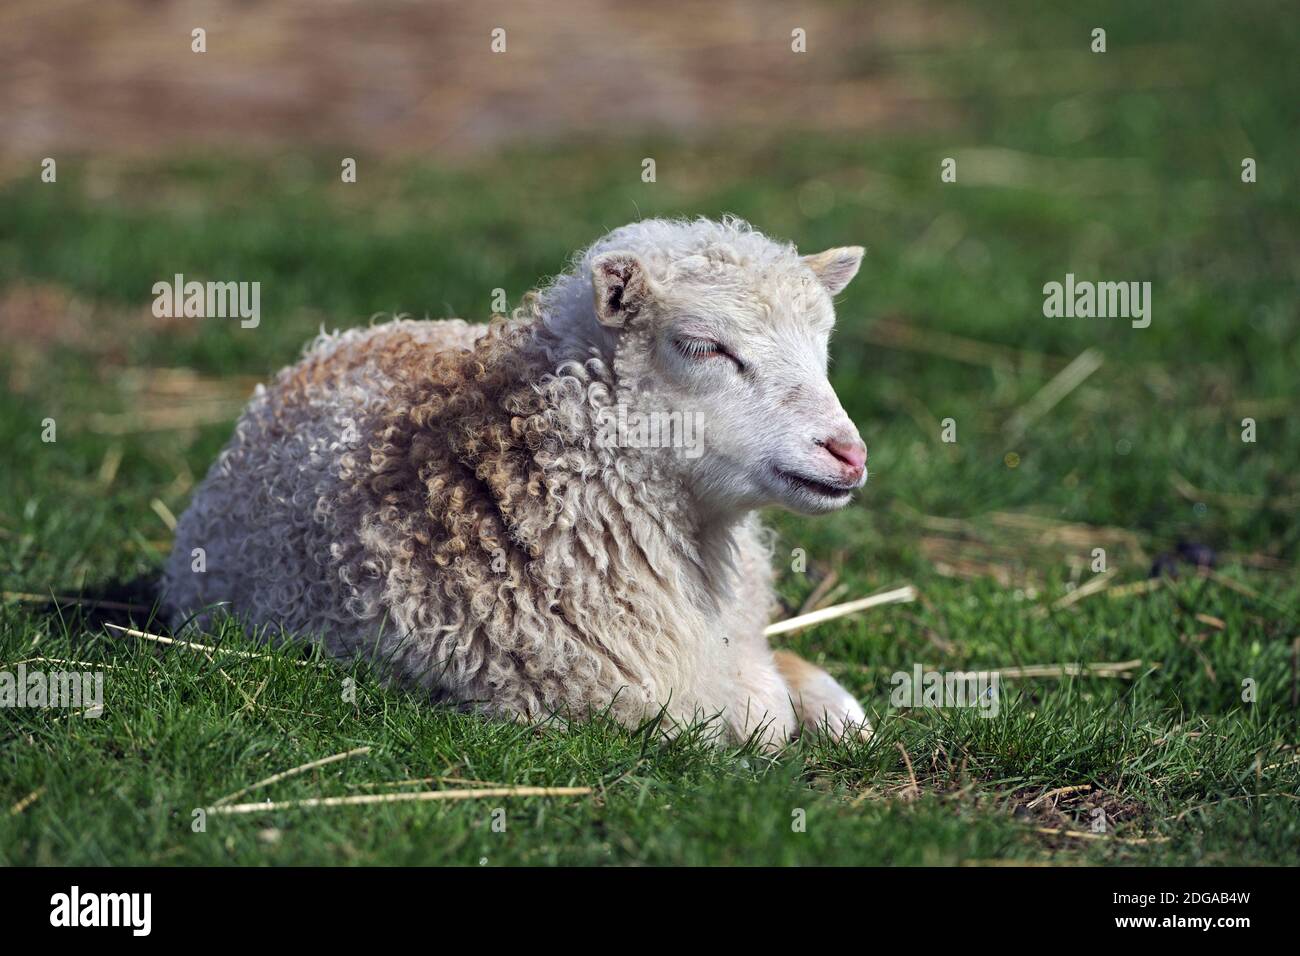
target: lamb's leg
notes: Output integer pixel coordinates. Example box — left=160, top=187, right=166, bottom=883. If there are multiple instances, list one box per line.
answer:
left=773, top=649, right=871, bottom=741
left=722, top=518, right=866, bottom=746
left=722, top=647, right=800, bottom=749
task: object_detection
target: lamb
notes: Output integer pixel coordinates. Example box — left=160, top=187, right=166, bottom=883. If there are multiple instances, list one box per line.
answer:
left=161, top=217, right=872, bottom=747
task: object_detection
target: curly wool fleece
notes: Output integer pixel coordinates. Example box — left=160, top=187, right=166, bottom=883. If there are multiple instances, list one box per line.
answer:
left=162, top=217, right=871, bottom=746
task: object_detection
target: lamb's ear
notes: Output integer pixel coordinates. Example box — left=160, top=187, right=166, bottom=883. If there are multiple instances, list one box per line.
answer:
left=802, top=246, right=865, bottom=296
left=591, top=252, right=654, bottom=328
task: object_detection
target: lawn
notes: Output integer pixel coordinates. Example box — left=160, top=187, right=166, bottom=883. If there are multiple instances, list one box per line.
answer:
left=1, top=0, right=1297, bottom=865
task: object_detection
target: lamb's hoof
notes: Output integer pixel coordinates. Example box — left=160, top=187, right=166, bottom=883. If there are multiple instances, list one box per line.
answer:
left=818, top=715, right=873, bottom=743
left=805, top=695, right=872, bottom=743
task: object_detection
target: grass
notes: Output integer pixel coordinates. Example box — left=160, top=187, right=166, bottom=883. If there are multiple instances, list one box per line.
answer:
left=2, top=0, right=1298, bottom=865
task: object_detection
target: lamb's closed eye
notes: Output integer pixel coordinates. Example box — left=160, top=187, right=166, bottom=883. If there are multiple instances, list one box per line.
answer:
left=673, top=336, right=745, bottom=371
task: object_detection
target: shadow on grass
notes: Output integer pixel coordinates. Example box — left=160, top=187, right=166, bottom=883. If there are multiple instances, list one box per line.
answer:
left=16, top=574, right=163, bottom=636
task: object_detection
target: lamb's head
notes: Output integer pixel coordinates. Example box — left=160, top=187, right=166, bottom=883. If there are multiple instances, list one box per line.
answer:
left=585, top=219, right=867, bottom=517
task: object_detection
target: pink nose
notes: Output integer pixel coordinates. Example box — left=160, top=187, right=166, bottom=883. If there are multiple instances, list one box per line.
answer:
left=821, top=435, right=867, bottom=480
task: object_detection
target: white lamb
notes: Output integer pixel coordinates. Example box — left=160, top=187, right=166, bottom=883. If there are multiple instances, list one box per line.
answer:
left=162, top=217, right=872, bottom=746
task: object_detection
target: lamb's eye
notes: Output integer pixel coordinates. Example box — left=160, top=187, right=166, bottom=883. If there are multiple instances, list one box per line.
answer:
left=674, top=337, right=745, bottom=371
left=674, top=337, right=724, bottom=359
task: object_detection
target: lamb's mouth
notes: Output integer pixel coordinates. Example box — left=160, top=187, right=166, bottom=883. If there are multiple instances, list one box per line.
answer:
left=772, top=467, right=855, bottom=501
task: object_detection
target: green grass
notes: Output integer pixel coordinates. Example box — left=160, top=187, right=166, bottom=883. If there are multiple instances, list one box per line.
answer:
left=2, top=0, right=1298, bottom=865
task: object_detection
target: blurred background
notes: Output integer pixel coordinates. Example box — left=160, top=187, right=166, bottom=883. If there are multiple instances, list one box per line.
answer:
left=1, top=0, right=1296, bottom=606
left=1, top=0, right=955, bottom=155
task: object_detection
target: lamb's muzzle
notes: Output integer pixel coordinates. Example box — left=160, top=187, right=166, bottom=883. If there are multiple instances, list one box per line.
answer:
left=161, top=216, right=873, bottom=747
